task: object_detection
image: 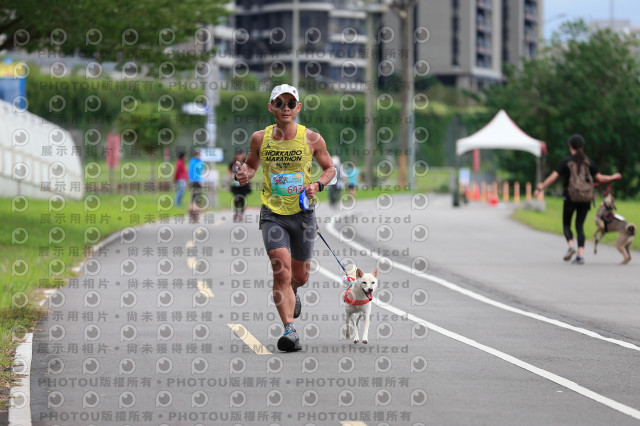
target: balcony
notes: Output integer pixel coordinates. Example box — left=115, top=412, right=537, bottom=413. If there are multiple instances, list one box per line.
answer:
left=525, top=8, right=538, bottom=22
left=477, top=0, right=491, bottom=11
left=475, top=53, right=492, bottom=69
left=525, top=30, right=538, bottom=43
left=476, top=19, right=492, bottom=33
left=476, top=44, right=492, bottom=55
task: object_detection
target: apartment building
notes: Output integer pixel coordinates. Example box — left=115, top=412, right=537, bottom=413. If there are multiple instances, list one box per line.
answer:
left=233, top=0, right=369, bottom=88
left=226, top=0, right=543, bottom=92
left=502, top=0, right=543, bottom=65
left=382, top=0, right=543, bottom=91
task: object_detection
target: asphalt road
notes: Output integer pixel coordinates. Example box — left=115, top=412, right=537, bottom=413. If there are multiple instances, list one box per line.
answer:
left=24, top=194, right=640, bottom=425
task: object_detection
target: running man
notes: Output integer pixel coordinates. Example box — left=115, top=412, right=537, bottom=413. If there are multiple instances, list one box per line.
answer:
left=234, top=84, right=336, bottom=352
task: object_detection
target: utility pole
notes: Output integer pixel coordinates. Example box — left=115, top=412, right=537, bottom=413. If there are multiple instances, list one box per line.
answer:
left=610, top=0, right=615, bottom=29
left=205, top=25, right=219, bottom=207
left=407, top=11, right=416, bottom=192
left=364, top=0, right=376, bottom=188
left=392, top=0, right=417, bottom=190
left=206, top=26, right=217, bottom=151
left=354, top=0, right=386, bottom=187
left=292, top=0, right=300, bottom=123
left=292, top=0, right=300, bottom=89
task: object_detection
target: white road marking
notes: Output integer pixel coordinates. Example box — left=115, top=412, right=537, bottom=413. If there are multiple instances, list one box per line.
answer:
left=197, top=280, right=214, bottom=298
left=325, top=215, right=640, bottom=352
left=187, top=242, right=214, bottom=298
left=227, top=323, right=272, bottom=355
left=318, top=266, right=640, bottom=421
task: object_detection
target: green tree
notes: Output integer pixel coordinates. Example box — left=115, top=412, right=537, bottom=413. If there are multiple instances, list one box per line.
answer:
left=484, top=20, right=640, bottom=197
left=115, top=102, right=178, bottom=182
left=0, top=0, right=229, bottom=71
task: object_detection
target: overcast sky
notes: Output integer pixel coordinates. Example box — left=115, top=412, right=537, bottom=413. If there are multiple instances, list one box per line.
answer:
left=543, top=0, right=640, bottom=39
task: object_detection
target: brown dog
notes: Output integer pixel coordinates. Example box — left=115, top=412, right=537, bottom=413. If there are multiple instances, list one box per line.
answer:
left=594, top=193, right=636, bottom=264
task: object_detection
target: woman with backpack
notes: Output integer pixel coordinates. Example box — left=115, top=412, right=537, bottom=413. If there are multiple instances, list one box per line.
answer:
left=534, top=134, right=621, bottom=264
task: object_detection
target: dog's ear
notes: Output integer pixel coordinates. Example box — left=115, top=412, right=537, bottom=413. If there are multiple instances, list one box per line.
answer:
left=605, top=194, right=613, bottom=208
left=371, top=267, right=379, bottom=278
left=356, top=268, right=364, bottom=278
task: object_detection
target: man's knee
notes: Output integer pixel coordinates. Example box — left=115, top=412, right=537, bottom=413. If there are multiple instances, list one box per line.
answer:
left=292, top=272, right=309, bottom=287
left=291, top=260, right=310, bottom=286
left=272, top=262, right=291, bottom=286
left=268, top=250, right=291, bottom=285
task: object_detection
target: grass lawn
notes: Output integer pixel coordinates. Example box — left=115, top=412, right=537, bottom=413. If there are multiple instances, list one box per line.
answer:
left=512, top=196, right=640, bottom=252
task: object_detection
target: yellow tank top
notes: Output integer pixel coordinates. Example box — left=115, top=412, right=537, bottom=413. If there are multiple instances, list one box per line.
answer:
left=260, top=124, right=313, bottom=215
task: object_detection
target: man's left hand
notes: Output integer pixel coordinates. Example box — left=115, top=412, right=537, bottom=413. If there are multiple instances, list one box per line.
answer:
left=304, top=183, right=319, bottom=199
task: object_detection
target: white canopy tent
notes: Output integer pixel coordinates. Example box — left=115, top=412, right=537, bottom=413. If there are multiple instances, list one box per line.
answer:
left=456, top=109, right=543, bottom=157
left=454, top=109, right=546, bottom=205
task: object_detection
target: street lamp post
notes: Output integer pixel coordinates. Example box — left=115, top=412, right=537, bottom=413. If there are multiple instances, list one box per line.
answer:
left=204, top=25, right=219, bottom=208
left=292, top=0, right=300, bottom=89
left=391, top=0, right=417, bottom=190
left=364, top=0, right=388, bottom=188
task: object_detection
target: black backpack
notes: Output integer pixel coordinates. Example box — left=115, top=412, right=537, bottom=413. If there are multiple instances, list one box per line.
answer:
left=567, top=159, right=594, bottom=203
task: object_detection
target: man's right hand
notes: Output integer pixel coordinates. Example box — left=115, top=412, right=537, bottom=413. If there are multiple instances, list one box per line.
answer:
left=234, top=161, right=249, bottom=185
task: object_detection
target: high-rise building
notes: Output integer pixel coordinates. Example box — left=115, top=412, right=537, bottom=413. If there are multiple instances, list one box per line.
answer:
left=502, top=0, right=543, bottom=65
left=229, top=0, right=543, bottom=92
left=381, top=0, right=543, bottom=92
left=233, top=0, right=370, bottom=89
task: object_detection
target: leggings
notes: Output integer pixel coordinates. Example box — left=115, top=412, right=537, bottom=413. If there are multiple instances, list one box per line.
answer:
left=562, top=198, right=590, bottom=247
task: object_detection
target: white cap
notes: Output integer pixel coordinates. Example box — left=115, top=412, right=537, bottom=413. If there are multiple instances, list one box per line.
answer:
left=270, top=84, right=299, bottom=102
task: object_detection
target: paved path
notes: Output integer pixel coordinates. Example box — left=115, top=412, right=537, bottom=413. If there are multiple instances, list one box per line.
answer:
left=23, top=194, right=640, bottom=425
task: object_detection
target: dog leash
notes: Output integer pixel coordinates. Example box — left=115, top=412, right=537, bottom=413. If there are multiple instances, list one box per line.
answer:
left=594, top=182, right=613, bottom=195
left=302, top=220, right=348, bottom=275
left=299, top=201, right=357, bottom=288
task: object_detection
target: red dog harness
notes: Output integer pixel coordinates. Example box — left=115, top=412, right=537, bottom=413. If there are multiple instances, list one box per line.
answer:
left=344, top=290, right=371, bottom=305
left=343, top=276, right=371, bottom=305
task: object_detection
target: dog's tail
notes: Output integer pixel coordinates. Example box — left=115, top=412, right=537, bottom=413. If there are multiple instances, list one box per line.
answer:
left=626, top=223, right=637, bottom=236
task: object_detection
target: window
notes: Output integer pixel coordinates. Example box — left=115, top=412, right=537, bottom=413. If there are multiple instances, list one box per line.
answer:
left=451, top=2, right=459, bottom=66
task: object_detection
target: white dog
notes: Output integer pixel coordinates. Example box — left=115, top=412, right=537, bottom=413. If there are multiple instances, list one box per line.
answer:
left=343, top=265, right=378, bottom=344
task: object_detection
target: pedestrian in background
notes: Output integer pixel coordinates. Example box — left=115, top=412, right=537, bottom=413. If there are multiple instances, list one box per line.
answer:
left=329, top=155, right=344, bottom=208
left=174, top=151, right=188, bottom=207
left=188, top=148, right=205, bottom=222
left=346, top=162, right=359, bottom=198
left=229, top=147, right=252, bottom=222
left=534, top=134, right=621, bottom=264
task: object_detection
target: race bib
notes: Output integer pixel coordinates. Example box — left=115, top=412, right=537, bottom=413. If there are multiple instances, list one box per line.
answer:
left=271, top=172, right=304, bottom=196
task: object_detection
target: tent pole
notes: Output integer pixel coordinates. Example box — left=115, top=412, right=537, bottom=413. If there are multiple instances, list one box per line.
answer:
left=453, top=156, right=460, bottom=207
left=535, top=157, right=542, bottom=185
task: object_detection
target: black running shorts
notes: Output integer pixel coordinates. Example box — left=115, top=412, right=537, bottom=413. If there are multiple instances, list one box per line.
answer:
left=259, top=205, right=316, bottom=261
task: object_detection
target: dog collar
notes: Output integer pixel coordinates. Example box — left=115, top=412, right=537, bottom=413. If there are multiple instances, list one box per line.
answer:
left=344, top=289, right=371, bottom=305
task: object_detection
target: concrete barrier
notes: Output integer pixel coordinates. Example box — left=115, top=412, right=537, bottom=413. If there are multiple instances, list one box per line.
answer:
left=0, top=99, right=83, bottom=200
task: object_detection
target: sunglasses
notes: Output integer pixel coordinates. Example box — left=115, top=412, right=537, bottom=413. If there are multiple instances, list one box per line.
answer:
left=272, top=98, right=298, bottom=110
